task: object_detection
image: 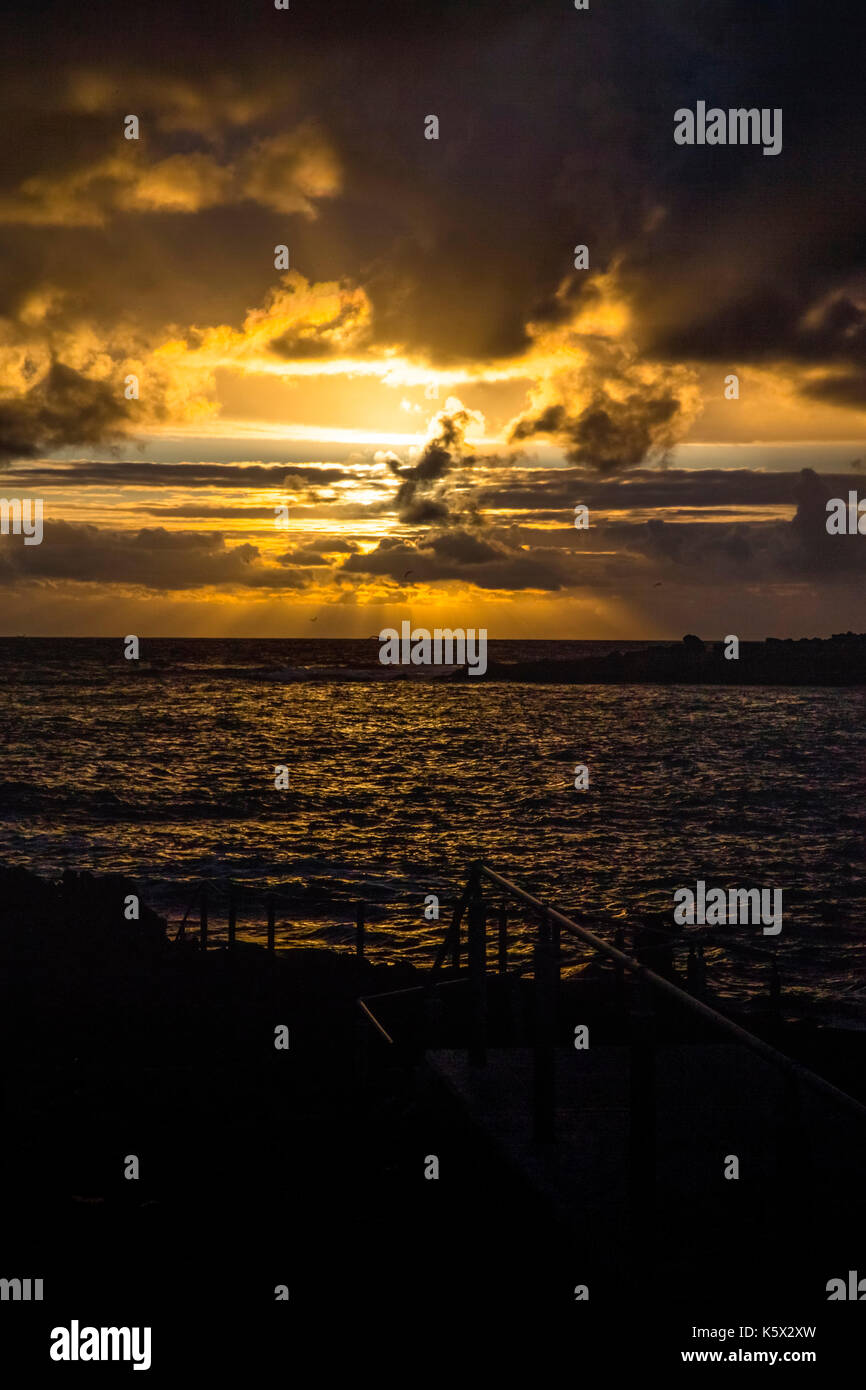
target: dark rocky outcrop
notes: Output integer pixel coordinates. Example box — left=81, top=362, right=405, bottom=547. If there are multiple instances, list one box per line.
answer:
left=473, top=632, right=866, bottom=684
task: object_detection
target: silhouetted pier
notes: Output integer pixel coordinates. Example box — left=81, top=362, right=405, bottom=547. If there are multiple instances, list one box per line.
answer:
left=357, top=862, right=866, bottom=1300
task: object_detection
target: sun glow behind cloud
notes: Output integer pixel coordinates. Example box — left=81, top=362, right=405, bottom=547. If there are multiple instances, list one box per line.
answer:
left=2, top=9, right=866, bottom=639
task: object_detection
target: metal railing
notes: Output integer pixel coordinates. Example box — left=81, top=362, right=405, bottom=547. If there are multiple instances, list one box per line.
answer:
left=172, top=878, right=368, bottom=956
left=357, top=860, right=866, bottom=1175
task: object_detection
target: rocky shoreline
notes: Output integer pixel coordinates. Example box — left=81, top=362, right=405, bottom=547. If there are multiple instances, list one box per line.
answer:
left=472, top=632, right=866, bottom=685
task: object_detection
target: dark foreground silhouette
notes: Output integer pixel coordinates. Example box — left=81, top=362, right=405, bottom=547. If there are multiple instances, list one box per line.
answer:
left=474, top=632, right=866, bottom=684
left=1, top=865, right=863, bottom=1376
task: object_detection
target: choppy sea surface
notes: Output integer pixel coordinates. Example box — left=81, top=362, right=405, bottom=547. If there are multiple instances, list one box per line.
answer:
left=0, top=638, right=864, bottom=1021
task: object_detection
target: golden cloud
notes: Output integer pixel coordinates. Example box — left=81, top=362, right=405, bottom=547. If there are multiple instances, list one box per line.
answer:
left=0, top=124, right=341, bottom=226
left=67, top=70, right=283, bottom=133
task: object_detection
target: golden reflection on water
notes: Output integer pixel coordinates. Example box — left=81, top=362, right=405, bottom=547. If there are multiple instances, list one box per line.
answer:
left=1, top=671, right=864, bottom=1005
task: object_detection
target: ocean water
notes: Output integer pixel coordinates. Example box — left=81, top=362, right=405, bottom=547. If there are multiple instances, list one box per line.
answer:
left=0, top=638, right=864, bottom=1019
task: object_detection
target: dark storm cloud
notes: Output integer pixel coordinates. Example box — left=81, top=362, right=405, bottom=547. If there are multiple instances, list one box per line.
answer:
left=0, top=460, right=350, bottom=488
left=639, top=281, right=866, bottom=373
left=1, top=0, right=860, bottom=381
left=0, top=0, right=863, bottom=530
left=388, top=409, right=482, bottom=525
left=509, top=384, right=686, bottom=475
left=801, top=371, right=866, bottom=410
left=0, top=363, right=130, bottom=463
left=2, top=466, right=860, bottom=599
left=585, top=469, right=866, bottom=585
left=341, top=530, right=564, bottom=591
left=786, top=467, right=866, bottom=577
left=140, top=504, right=286, bottom=519
left=269, top=298, right=369, bottom=359
left=278, top=537, right=359, bottom=565
left=341, top=464, right=866, bottom=595
left=322, top=0, right=866, bottom=378
left=480, top=467, right=851, bottom=513
left=0, top=521, right=313, bottom=590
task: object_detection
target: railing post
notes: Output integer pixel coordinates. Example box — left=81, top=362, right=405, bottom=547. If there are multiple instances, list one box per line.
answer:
left=628, top=971, right=656, bottom=1250
left=176, top=881, right=200, bottom=944
left=498, top=902, right=508, bottom=975
left=451, top=899, right=462, bottom=971
left=686, top=944, right=698, bottom=994
left=267, top=895, right=275, bottom=953
left=431, top=883, right=471, bottom=976
left=467, top=864, right=487, bottom=1065
left=199, top=883, right=208, bottom=952
left=356, top=901, right=365, bottom=959
left=533, top=912, right=556, bottom=1142
left=228, top=880, right=236, bottom=949
left=686, top=942, right=710, bottom=999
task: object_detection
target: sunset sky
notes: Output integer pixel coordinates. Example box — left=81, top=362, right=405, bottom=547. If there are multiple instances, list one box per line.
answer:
left=1, top=0, right=864, bottom=637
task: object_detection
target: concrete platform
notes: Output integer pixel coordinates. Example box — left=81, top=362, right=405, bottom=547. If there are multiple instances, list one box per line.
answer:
left=423, top=1043, right=866, bottom=1281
